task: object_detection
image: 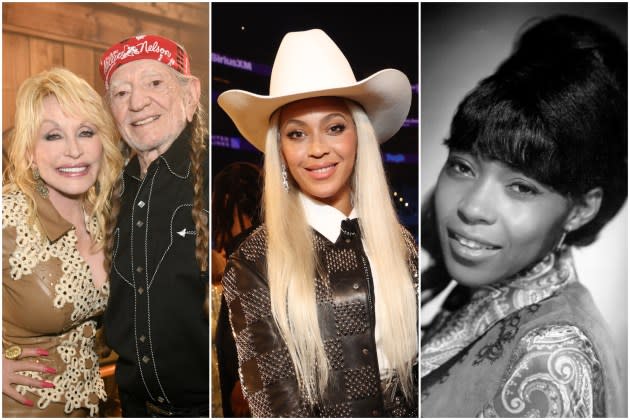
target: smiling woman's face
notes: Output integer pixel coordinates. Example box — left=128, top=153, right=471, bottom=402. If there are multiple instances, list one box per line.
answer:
left=279, top=97, right=358, bottom=215
left=435, top=151, right=573, bottom=287
left=32, top=95, right=103, bottom=200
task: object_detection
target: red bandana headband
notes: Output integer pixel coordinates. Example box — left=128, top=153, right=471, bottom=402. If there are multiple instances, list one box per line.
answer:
left=99, top=35, right=191, bottom=89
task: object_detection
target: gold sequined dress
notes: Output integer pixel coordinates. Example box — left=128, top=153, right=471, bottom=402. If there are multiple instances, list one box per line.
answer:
left=2, top=191, right=108, bottom=417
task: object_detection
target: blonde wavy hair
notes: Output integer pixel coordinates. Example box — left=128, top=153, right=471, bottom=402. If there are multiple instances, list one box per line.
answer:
left=264, top=99, right=417, bottom=404
left=3, top=67, right=124, bottom=253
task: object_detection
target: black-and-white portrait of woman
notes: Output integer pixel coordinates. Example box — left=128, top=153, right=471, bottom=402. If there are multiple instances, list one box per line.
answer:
left=420, top=3, right=627, bottom=417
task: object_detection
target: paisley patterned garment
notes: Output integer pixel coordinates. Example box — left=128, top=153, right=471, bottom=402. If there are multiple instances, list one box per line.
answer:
left=478, top=324, right=603, bottom=417
left=422, top=252, right=571, bottom=377
left=421, top=249, right=625, bottom=417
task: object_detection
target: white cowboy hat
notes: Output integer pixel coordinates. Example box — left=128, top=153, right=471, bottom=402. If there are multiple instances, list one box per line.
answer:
left=217, top=28, right=412, bottom=151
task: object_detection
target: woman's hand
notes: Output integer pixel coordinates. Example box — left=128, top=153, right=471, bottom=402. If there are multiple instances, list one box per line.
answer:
left=3, top=347, right=56, bottom=406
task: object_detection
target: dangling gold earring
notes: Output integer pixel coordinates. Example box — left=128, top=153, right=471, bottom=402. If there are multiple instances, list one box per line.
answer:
left=32, top=167, right=49, bottom=199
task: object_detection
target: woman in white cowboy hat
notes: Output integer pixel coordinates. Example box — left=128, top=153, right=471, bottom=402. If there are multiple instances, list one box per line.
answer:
left=218, top=29, right=418, bottom=417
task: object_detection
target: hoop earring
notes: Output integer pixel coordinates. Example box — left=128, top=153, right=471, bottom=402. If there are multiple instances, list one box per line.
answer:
left=281, top=163, right=289, bottom=193
left=555, top=230, right=568, bottom=252
left=32, top=167, right=49, bottom=199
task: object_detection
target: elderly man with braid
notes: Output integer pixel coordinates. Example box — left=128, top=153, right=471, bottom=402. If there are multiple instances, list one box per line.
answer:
left=99, top=35, right=209, bottom=417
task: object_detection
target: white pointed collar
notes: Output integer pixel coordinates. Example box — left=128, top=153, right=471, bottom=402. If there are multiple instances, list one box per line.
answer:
left=299, top=193, right=357, bottom=243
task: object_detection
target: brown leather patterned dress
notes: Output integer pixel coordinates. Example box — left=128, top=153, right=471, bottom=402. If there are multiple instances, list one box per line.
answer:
left=223, top=222, right=418, bottom=417
left=2, top=191, right=108, bottom=417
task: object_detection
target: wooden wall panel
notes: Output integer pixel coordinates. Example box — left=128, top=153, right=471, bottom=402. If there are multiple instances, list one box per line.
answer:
left=3, top=33, right=30, bottom=130
left=29, top=38, right=64, bottom=75
left=113, top=3, right=208, bottom=28
left=5, top=3, right=174, bottom=49
left=2, top=2, right=209, bottom=130
left=63, top=45, right=96, bottom=88
left=91, top=11, right=143, bottom=48
left=4, top=3, right=100, bottom=44
left=92, top=50, right=106, bottom=96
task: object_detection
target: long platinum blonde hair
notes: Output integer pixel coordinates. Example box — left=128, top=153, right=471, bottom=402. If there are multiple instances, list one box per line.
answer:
left=3, top=67, right=123, bottom=253
left=263, top=99, right=417, bottom=404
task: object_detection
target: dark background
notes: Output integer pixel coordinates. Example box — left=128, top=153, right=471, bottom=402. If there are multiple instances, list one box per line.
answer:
left=211, top=2, right=419, bottom=235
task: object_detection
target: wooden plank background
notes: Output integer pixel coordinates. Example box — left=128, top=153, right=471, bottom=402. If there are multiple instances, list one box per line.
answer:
left=2, top=2, right=209, bottom=131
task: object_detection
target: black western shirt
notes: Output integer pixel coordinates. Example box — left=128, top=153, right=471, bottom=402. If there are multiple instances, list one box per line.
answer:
left=105, top=129, right=209, bottom=407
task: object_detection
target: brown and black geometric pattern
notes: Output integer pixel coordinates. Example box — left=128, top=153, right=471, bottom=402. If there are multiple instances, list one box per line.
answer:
left=257, top=347, right=295, bottom=386
left=344, top=366, right=380, bottom=400
left=223, top=224, right=418, bottom=417
left=334, top=301, right=369, bottom=336
left=241, top=286, right=273, bottom=325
